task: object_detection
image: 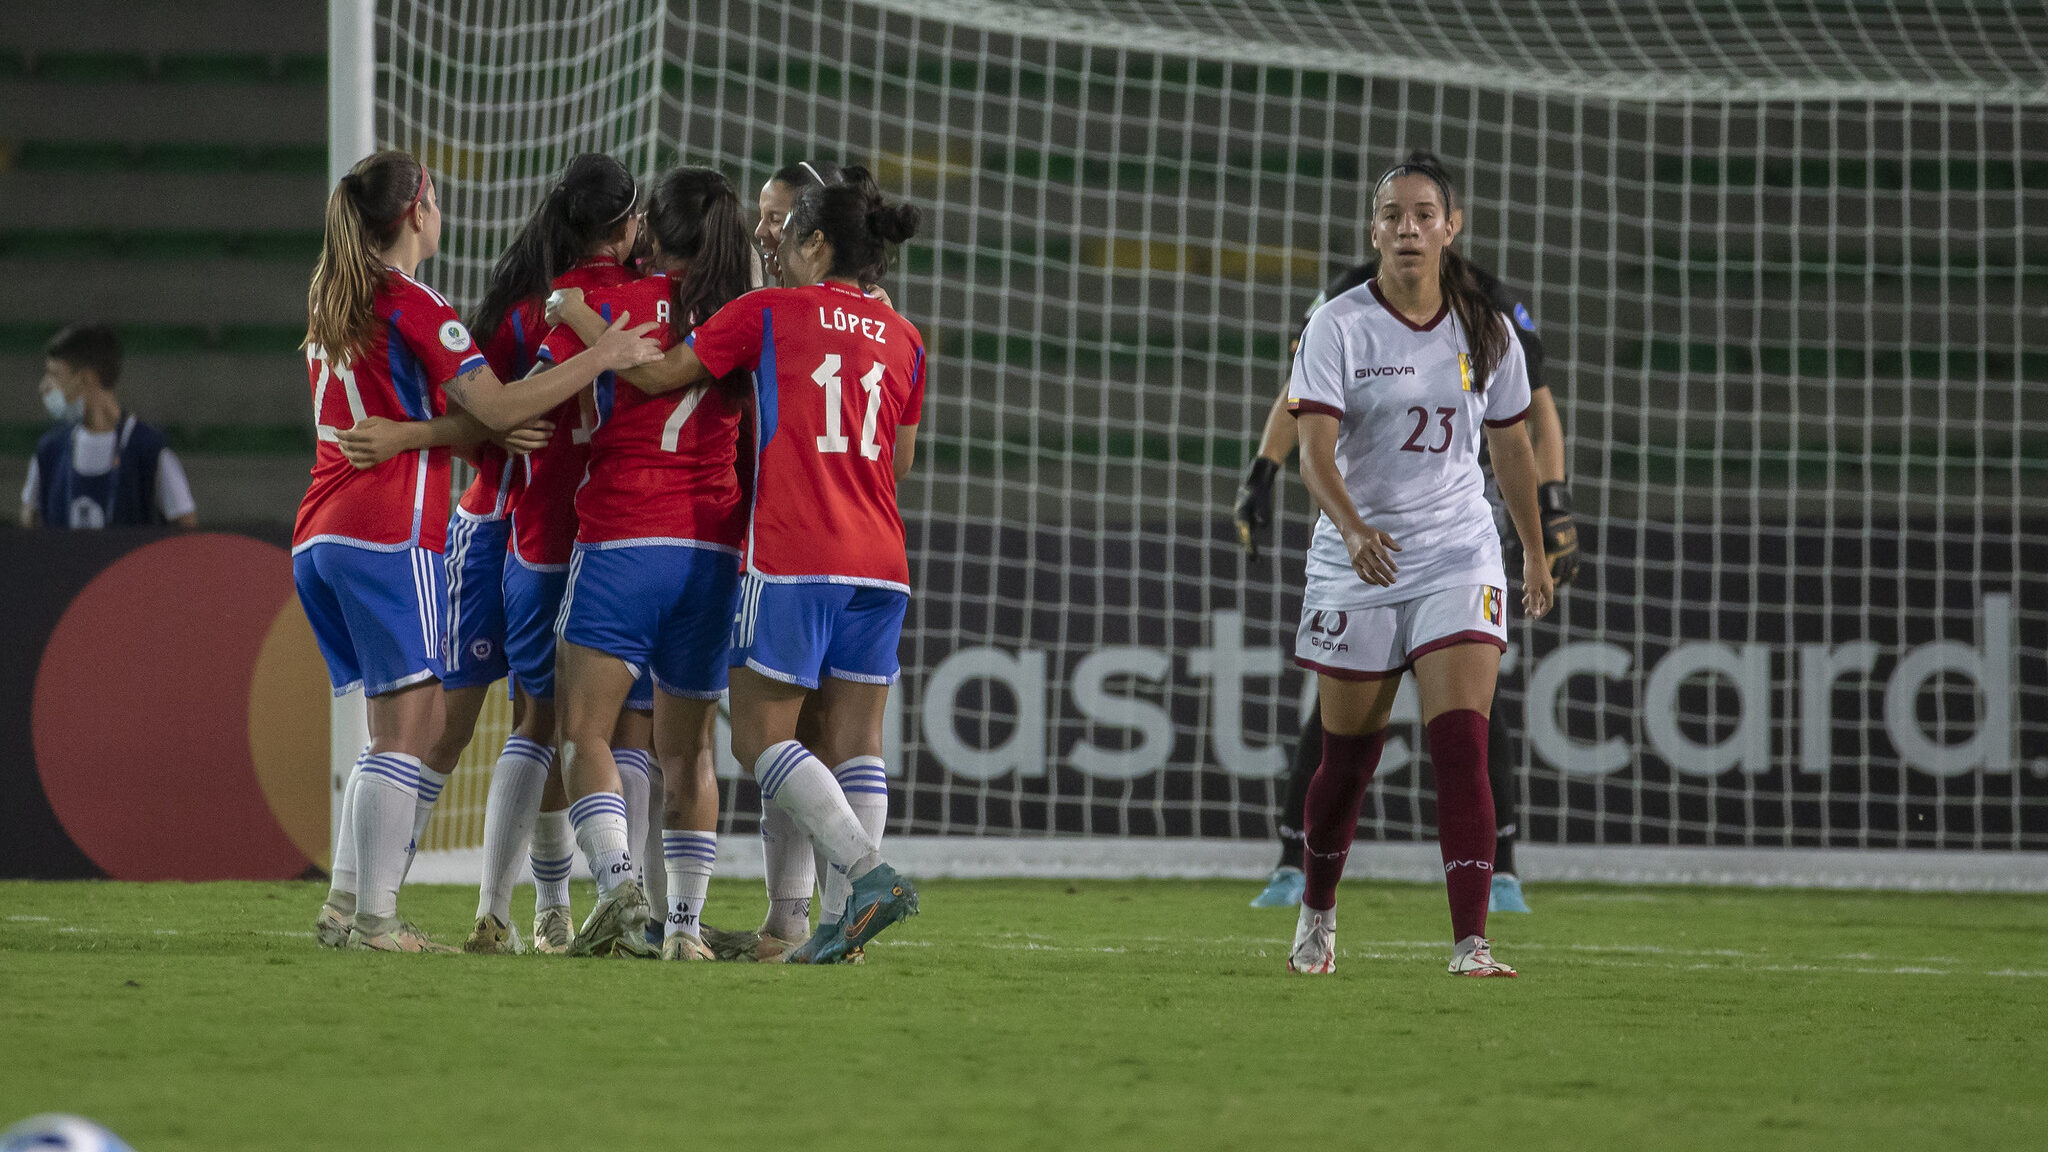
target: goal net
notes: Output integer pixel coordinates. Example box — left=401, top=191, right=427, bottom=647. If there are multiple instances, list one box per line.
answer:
left=360, top=0, right=667, bottom=853
left=364, top=0, right=2048, bottom=878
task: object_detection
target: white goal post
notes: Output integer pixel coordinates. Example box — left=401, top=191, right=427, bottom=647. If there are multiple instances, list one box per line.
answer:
left=336, top=0, right=2048, bottom=889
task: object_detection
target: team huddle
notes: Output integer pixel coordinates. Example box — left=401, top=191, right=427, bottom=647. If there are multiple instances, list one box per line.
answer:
left=297, top=149, right=922, bottom=962
left=296, top=140, right=1556, bottom=977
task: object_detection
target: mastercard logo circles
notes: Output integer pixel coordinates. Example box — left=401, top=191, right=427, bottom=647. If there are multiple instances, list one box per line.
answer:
left=30, top=534, right=331, bottom=880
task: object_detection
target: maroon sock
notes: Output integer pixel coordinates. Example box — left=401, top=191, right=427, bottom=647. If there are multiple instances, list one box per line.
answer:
left=1300, top=728, right=1387, bottom=911
left=1428, top=709, right=1495, bottom=942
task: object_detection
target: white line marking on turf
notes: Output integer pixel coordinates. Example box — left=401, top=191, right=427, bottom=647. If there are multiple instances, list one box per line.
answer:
left=12, top=919, right=2041, bottom=977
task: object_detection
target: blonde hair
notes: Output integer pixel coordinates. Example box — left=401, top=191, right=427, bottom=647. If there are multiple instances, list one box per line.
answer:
left=305, top=150, right=425, bottom=365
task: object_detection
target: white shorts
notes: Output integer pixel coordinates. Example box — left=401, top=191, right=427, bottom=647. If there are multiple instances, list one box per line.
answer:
left=1293, top=584, right=1508, bottom=681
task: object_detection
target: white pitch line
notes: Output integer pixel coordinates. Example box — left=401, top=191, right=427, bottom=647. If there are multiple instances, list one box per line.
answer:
left=9, top=920, right=2041, bottom=977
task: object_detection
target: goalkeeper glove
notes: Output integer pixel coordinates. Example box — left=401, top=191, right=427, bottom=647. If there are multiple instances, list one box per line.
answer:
left=1537, top=481, right=1579, bottom=585
left=1233, top=456, right=1281, bottom=560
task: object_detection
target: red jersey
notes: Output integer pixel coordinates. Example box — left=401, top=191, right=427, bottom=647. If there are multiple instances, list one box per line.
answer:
left=689, top=281, right=926, bottom=589
left=459, top=257, right=634, bottom=522
left=540, top=276, right=748, bottom=552
left=294, top=269, right=485, bottom=554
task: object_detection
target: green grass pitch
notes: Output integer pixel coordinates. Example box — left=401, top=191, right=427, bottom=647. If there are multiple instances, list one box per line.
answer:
left=2, top=878, right=2043, bottom=1150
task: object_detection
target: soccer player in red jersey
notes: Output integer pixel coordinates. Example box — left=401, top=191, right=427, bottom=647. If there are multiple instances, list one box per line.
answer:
left=537, top=168, right=755, bottom=959
left=1282, top=162, right=1554, bottom=977
left=739, top=158, right=888, bottom=961
left=340, top=154, right=655, bottom=954
left=467, top=154, right=647, bottom=954
left=299, top=149, right=661, bottom=951
left=552, top=170, right=924, bottom=963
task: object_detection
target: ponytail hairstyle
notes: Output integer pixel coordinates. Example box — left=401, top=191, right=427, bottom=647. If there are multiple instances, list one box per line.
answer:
left=468, top=152, right=639, bottom=345
left=644, top=167, right=755, bottom=341
left=306, top=149, right=426, bottom=365
left=783, top=165, right=920, bottom=285
left=1372, top=150, right=1506, bottom=392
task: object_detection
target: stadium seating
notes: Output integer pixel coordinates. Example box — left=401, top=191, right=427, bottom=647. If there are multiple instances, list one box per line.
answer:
left=0, top=1, right=324, bottom=518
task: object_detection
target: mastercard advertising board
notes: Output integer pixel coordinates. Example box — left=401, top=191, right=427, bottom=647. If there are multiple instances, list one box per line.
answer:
left=0, top=526, right=331, bottom=880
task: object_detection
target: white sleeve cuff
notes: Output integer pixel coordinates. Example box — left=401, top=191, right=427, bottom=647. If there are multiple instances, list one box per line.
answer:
left=155, top=449, right=196, bottom=521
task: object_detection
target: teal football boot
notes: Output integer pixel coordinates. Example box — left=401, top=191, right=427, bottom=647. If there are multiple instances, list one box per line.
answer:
left=1489, top=872, right=1532, bottom=914
left=825, top=863, right=919, bottom=961
left=1250, top=865, right=1305, bottom=908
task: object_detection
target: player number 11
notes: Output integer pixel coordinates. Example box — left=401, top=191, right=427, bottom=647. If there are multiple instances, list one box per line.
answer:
left=812, top=353, right=885, bottom=460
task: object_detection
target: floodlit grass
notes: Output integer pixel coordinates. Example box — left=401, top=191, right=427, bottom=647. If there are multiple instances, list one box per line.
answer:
left=1, top=879, right=2043, bottom=1151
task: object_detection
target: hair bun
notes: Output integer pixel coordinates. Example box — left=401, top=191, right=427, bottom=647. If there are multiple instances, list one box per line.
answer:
left=868, top=202, right=921, bottom=245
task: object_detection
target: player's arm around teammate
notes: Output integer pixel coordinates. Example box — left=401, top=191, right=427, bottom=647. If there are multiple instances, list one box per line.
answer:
left=554, top=159, right=908, bottom=962
left=332, top=406, right=550, bottom=468
left=684, top=172, right=926, bottom=964
left=299, top=151, right=657, bottom=954
left=1283, top=163, right=1550, bottom=979
left=546, top=169, right=758, bottom=959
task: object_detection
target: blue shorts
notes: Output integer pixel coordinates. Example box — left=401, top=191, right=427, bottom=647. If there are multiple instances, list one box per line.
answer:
left=730, top=576, right=907, bottom=691
left=559, top=543, right=740, bottom=700
left=505, top=555, right=654, bottom=708
left=503, top=557, right=568, bottom=700
left=440, top=512, right=511, bottom=690
left=293, top=542, right=445, bottom=698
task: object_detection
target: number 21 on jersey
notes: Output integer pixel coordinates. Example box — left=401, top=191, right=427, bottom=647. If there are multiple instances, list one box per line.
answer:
left=812, top=353, right=885, bottom=460
left=308, top=345, right=365, bottom=442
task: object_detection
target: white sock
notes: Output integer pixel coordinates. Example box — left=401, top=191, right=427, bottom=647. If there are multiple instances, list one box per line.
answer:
left=530, top=809, right=574, bottom=911
left=754, top=741, right=879, bottom=881
left=761, top=801, right=817, bottom=938
left=614, top=747, right=652, bottom=882
left=765, top=897, right=811, bottom=942
left=813, top=843, right=840, bottom=926
left=475, top=735, right=550, bottom=923
left=400, top=764, right=451, bottom=883
left=569, top=791, right=633, bottom=898
left=642, top=759, right=667, bottom=917
left=661, top=830, right=716, bottom=940
left=1294, top=903, right=1335, bottom=954
left=353, top=753, right=422, bottom=931
left=819, top=757, right=890, bottom=925
left=325, top=748, right=368, bottom=913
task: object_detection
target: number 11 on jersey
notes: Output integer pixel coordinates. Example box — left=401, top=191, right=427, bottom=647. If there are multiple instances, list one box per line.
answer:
left=811, top=353, right=885, bottom=460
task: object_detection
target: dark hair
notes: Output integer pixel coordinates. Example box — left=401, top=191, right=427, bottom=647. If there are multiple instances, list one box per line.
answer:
left=771, top=160, right=844, bottom=190
left=1372, top=151, right=1506, bottom=392
left=783, top=166, right=920, bottom=284
left=773, top=161, right=894, bottom=284
left=469, top=152, right=639, bottom=343
left=307, top=149, right=426, bottom=364
left=45, top=323, right=122, bottom=387
left=645, top=167, right=754, bottom=341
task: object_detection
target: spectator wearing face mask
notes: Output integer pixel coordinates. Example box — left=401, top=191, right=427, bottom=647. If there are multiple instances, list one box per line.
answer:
left=21, top=323, right=197, bottom=530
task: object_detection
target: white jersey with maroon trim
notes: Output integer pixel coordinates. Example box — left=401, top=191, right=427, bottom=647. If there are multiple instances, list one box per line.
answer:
left=1287, top=278, right=1530, bottom=610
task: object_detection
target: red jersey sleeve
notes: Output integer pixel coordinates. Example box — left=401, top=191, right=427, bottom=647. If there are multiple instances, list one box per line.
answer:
left=688, top=295, right=766, bottom=379
left=537, top=322, right=588, bottom=368
left=389, top=280, right=488, bottom=399
left=902, top=341, right=926, bottom=426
